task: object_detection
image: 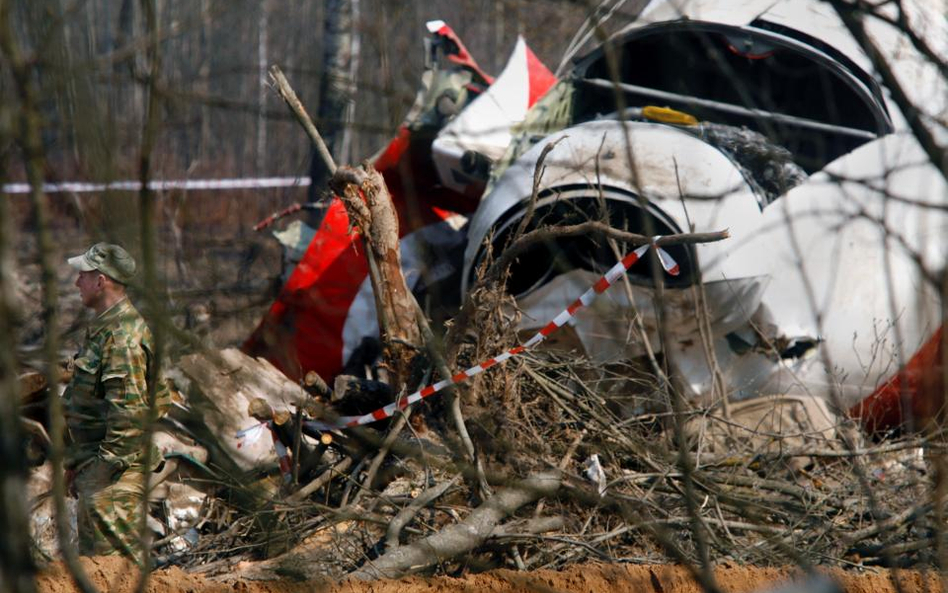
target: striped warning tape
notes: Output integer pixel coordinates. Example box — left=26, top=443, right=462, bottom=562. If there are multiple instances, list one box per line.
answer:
left=253, top=202, right=326, bottom=231
left=236, top=237, right=680, bottom=468
left=236, top=420, right=294, bottom=483
left=272, top=432, right=293, bottom=483
left=302, top=237, right=679, bottom=431
left=1, top=176, right=311, bottom=194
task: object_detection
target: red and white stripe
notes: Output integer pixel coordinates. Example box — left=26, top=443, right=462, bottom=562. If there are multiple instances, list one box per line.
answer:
left=236, top=420, right=294, bottom=482
left=305, top=238, right=679, bottom=431
left=272, top=431, right=293, bottom=483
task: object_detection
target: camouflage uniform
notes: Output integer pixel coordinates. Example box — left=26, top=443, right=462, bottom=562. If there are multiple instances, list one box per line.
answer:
left=64, top=296, right=171, bottom=562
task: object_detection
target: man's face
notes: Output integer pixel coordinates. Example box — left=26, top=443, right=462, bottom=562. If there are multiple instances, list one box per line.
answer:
left=75, top=270, right=104, bottom=309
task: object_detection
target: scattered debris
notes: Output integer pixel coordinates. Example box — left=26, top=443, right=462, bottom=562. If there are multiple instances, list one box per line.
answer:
left=21, top=0, right=948, bottom=586
left=176, top=347, right=313, bottom=472
left=583, top=454, right=607, bottom=496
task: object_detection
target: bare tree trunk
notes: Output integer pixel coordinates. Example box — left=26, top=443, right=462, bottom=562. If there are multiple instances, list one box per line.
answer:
left=198, top=0, right=211, bottom=163
left=307, top=0, right=361, bottom=213
left=133, top=0, right=163, bottom=589
left=0, top=2, right=99, bottom=590
left=0, top=109, right=36, bottom=593
left=330, top=165, right=421, bottom=389
left=349, top=472, right=561, bottom=580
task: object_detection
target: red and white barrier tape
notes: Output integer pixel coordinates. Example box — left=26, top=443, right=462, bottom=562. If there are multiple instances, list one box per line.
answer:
left=237, top=238, right=679, bottom=470
left=303, top=237, right=679, bottom=431
left=254, top=203, right=305, bottom=231
left=236, top=420, right=294, bottom=483
left=2, top=176, right=311, bottom=194
left=272, top=432, right=293, bottom=483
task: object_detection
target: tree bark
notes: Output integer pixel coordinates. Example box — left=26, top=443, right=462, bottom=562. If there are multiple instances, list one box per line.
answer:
left=308, top=0, right=361, bottom=214
left=330, top=165, right=421, bottom=390
left=349, top=471, right=561, bottom=580
left=0, top=124, right=37, bottom=593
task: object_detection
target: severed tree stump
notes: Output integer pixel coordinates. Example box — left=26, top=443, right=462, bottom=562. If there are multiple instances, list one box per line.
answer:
left=330, top=164, right=422, bottom=391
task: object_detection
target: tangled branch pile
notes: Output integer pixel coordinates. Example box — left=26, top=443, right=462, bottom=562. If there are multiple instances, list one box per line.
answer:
left=166, top=302, right=945, bottom=583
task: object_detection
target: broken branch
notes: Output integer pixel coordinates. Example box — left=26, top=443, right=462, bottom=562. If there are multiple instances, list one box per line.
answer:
left=349, top=471, right=562, bottom=580
left=491, top=225, right=729, bottom=286
left=331, top=164, right=422, bottom=389
left=287, top=457, right=353, bottom=503
left=385, top=475, right=460, bottom=550
left=268, top=65, right=336, bottom=175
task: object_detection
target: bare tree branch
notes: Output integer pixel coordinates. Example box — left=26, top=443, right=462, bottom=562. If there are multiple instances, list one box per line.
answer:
left=827, top=0, right=948, bottom=181
left=349, top=471, right=562, bottom=580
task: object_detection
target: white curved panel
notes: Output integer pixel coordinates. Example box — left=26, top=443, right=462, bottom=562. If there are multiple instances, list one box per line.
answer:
left=464, top=120, right=767, bottom=291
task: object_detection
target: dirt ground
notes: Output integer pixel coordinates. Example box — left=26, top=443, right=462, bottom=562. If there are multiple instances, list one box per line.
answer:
left=35, top=558, right=944, bottom=593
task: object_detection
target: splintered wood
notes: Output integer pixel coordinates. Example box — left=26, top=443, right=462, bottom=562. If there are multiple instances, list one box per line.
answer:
left=329, top=164, right=421, bottom=391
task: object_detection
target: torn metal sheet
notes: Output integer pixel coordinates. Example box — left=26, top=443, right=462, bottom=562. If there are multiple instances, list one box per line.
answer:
left=731, top=133, right=947, bottom=427
left=464, top=0, right=945, bottom=431
left=432, top=36, right=557, bottom=195
left=272, top=219, right=317, bottom=283
left=246, top=22, right=555, bottom=383
left=516, top=269, right=768, bottom=364
left=247, top=1, right=945, bottom=434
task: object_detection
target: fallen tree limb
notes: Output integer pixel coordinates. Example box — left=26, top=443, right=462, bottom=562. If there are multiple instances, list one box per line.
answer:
left=846, top=502, right=932, bottom=544
left=385, top=475, right=460, bottom=550
left=489, top=516, right=565, bottom=539
left=287, top=457, right=353, bottom=503
left=348, top=471, right=562, bottom=580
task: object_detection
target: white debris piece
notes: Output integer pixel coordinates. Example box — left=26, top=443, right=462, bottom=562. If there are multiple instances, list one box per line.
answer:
left=584, top=454, right=608, bottom=496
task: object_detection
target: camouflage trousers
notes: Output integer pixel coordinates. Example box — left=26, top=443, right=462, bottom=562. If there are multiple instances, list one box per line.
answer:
left=74, top=458, right=147, bottom=563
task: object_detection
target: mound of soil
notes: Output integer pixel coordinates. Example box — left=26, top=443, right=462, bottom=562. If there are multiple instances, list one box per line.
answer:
left=35, top=557, right=939, bottom=593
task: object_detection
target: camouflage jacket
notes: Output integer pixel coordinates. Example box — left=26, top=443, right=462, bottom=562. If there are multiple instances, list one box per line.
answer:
left=63, top=297, right=171, bottom=471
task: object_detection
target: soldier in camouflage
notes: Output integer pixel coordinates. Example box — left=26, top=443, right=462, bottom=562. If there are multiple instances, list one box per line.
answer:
left=63, top=243, right=170, bottom=562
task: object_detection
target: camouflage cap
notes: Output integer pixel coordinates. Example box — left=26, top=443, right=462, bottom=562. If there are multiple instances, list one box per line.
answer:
left=67, top=243, right=136, bottom=285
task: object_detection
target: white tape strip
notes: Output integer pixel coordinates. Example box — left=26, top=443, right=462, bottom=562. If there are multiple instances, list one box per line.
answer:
left=1, top=176, right=311, bottom=194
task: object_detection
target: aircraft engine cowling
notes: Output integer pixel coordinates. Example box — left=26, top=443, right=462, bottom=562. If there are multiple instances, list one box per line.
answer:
left=464, top=119, right=772, bottom=298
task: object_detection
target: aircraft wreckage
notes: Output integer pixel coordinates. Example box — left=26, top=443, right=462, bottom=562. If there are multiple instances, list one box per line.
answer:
left=247, top=0, right=947, bottom=434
